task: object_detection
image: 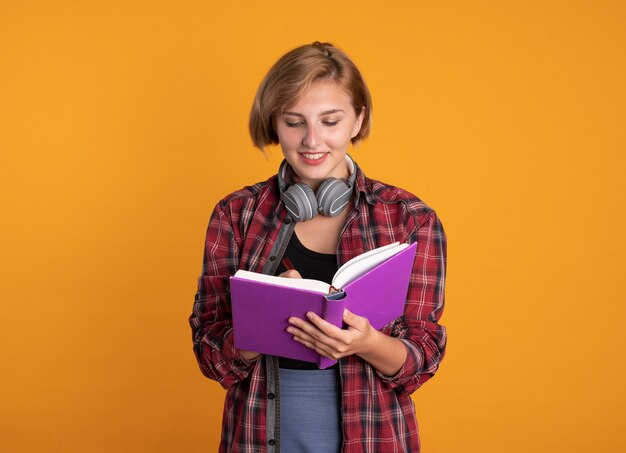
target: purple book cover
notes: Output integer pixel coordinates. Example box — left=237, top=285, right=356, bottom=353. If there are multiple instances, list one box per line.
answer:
left=230, top=242, right=417, bottom=368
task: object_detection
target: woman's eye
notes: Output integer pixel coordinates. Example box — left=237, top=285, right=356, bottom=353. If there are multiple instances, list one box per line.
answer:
left=285, top=121, right=303, bottom=127
left=322, top=120, right=339, bottom=126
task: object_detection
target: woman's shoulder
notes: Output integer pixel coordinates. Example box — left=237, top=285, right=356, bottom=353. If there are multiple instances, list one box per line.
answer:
left=362, top=174, right=435, bottom=216
left=215, top=174, right=280, bottom=210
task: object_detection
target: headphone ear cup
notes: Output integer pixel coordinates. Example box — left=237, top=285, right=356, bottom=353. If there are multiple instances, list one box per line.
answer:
left=281, top=182, right=318, bottom=222
left=316, top=178, right=352, bottom=217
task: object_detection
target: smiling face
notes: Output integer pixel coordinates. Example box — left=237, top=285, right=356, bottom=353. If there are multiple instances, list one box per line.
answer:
left=276, top=80, right=365, bottom=190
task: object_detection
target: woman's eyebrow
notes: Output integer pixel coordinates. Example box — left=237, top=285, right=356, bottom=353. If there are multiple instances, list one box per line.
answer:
left=282, top=108, right=345, bottom=117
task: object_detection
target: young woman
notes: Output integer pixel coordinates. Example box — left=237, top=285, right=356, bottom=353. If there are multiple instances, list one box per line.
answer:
left=190, top=42, right=447, bottom=453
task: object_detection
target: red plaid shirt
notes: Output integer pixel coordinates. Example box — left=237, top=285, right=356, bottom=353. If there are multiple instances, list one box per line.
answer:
left=190, top=162, right=447, bottom=452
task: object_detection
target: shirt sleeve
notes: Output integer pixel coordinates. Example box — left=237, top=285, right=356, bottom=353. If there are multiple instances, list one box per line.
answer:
left=378, top=209, right=447, bottom=394
left=189, top=200, right=260, bottom=389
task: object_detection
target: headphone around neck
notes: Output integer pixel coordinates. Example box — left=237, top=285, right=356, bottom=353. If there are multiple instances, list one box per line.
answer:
left=278, top=155, right=357, bottom=222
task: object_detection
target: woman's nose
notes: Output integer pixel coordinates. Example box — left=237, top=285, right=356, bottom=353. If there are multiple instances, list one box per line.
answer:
left=302, top=125, right=321, bottom=148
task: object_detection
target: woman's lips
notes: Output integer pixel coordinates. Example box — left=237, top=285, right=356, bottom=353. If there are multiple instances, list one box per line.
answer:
left=299, top=152, right=329, bottom=165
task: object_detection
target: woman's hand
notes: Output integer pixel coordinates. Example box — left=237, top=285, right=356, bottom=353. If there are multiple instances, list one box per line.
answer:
left=279, top=269, right=378, bottom=361
left=287, top=309, right=408, bottom=376
left=278, top=269, right=303, bottom=279
left=287, top=309, right=375, bottom=362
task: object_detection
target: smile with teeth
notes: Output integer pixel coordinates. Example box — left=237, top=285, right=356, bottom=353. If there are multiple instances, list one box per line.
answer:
left=301, top=152, right=326, bottom=160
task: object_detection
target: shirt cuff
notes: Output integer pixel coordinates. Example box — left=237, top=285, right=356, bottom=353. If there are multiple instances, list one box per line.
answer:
left=375, top=339, right=419, bottom=384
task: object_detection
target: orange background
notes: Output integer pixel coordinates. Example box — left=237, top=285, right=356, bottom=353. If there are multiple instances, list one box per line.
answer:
left=1, top=1, right=625, bottom=452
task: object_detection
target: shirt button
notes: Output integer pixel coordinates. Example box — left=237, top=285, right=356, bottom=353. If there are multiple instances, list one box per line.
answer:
left=284, top=218, right=291, bottom=224
left=234, top=360, right=243, bottom=366
left=268, top=439, right=276, bottom=446
left=269, top=255, right=276, bottom=261
left=268, top=392, right=275, bottom=399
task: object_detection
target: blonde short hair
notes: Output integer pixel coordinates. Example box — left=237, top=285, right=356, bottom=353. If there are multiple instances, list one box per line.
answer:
left=249, top=42, right=372, bottom=150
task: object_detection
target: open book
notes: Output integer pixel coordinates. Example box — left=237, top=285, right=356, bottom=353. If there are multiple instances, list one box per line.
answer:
left=230, top=241, right=417, bottom=368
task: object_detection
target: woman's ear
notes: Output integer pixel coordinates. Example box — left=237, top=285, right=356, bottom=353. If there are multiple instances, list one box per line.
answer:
left=351, top=106, right=366, bottom=139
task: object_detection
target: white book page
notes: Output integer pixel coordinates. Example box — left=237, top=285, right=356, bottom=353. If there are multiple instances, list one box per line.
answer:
left=233, top=270, right=329, bottom=293
left=331, top=242, right=409, bottom=289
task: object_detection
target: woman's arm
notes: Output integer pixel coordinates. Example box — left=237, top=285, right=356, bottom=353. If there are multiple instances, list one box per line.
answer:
left=189, top=201, right=260, bottom=389
left=287, top=209, right=447, bottom=385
